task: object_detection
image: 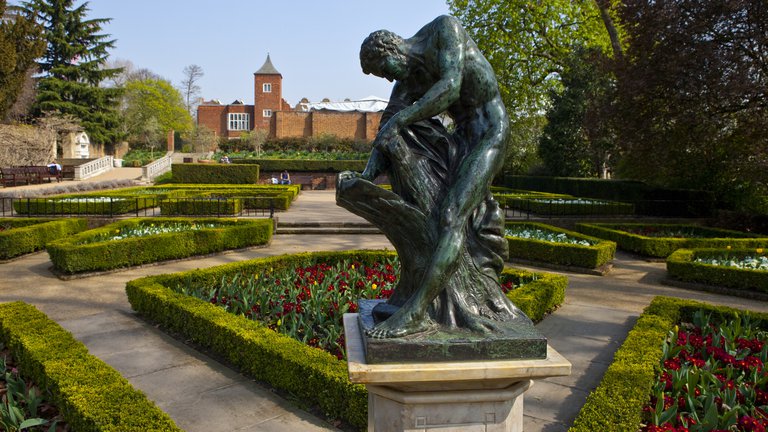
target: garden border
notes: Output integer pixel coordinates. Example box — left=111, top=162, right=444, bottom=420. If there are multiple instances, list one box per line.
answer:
left=0, top=302, right=181, bottom=432
left=568, top=296, right=768, bottom=432
left=125, top=250, right=567, bottom=430
left=666, top=248, right=768, bottom=296
left=0, top=218, right=87, bottom=260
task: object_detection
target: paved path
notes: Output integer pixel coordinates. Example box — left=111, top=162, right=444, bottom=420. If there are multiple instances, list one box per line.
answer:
left=2, top=181, right=768, bottom=431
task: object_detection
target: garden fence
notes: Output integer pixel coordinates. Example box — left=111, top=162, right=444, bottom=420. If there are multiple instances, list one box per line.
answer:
left=0, top=197, right=275, bottom=219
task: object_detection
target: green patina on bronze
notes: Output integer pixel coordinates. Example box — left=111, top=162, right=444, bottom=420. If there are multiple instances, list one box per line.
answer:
left=337, top=15, right=546, bottom=361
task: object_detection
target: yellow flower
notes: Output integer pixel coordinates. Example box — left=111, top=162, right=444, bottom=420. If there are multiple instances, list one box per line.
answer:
left=726, top=245, right=732, bottom=250
left=372, top=283, right=378, bottom=290
left=351, top=264, right=355, bottom=270
left=758, top=248, right=764, bottom=254
left=313, top=281, right=318, bottom=286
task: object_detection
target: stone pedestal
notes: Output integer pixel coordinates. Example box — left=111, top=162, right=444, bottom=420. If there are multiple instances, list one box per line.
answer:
left=344, top=314, right=571, bottom=432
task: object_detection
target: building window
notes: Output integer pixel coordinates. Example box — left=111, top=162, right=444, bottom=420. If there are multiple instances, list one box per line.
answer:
left=263, top=83, right=272, bottom=93
left=263, top=109, right=272, bottom=118
left=228, top=113, right=249, bottom=131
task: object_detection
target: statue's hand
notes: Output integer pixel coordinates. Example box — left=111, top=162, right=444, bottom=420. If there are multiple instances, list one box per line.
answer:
left=374, top=114, right=405, bottom=151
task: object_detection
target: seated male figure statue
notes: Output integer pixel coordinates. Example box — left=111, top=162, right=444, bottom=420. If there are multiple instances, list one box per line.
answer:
left=338, top=15, right=524, bottom=340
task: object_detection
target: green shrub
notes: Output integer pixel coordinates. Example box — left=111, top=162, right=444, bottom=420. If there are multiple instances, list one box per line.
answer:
left=233, top=158, right=367, bottom=172
left=0, top=302, right=181, bottom=431
left=569, top=296, right=768, bottom=432
left=47, top=218, right=272, bottom=274
left=666, top=248, right=768, bottom=293
left=171, top=163, right=260, bottom=184
left=159, top=198, right=243, bottom=215
left=0, top=218, right=87, bottom=260
left=125, top=250, right=567, bottom=430
left=505, top=222, right=616, bottom=269
left=12, top=196, right=156, bottom=215
left=503, top=197, right=634, bottom=216
left=576, top=223, right=768, bottom=258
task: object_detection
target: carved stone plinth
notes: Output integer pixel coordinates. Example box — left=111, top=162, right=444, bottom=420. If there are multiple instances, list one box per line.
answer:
left=344, top=314, right=571, bottom=432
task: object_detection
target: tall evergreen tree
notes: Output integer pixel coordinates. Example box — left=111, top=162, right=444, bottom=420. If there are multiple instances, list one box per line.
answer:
left=0, top=0, right=44, bottom=120
left=19, top=0, right=122, bottom=144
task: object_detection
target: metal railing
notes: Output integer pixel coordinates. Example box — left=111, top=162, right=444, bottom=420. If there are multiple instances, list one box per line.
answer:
left=1, top=197, right=275, bottom=219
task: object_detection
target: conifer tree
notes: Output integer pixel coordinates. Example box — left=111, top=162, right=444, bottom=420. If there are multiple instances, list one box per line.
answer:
left=19, top=0, right=122, bottom=144
left=0, top=0, right=44, bottom=120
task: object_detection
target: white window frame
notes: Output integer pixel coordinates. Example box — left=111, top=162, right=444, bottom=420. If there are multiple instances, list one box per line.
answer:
left=262, top=83, right=272, bottom=93
left=263, top=109, right=272, bottom=118
left=227, top=113, right=249, bottom=131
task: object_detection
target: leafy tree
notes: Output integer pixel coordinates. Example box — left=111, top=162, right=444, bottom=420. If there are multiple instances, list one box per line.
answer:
left=613, top=1, right=768, bottom=213
left=539, top=48, right=616, bottom=177
left=447, top=0, right=618, bottom=117
left=0, top=0, right=44, bottom=120
left=121, top=78, right=192, bottom=148
left=18, top=0, right=122, bottom=144
left=180, top=64, right=203, bottom=116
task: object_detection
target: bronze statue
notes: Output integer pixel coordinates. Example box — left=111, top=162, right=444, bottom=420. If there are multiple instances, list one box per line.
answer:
left=337, top=15, right=531, bottom=340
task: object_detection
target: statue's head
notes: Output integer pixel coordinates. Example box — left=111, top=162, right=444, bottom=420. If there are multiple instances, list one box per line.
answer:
left=360, top=30, right=408, bottom=82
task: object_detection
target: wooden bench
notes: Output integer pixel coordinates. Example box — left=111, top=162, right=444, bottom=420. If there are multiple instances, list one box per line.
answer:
left=0, top=167, right=30, bottom=186
left=27, top=166, right=62, bottom=183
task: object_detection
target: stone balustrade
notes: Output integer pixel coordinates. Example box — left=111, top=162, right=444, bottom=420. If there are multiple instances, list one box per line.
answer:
left=142, top=153, right=173, bottom=181
left=73, top=156, right=114, bottom=181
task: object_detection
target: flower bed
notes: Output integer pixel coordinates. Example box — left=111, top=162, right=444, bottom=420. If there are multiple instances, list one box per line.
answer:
left=503, top=196, right=634, bottom=216
left=126, top=250, right=567, bottom=430
left=505, top=222, right=616, bottom=270
left=0, top=302, right=180, bottom=431
left=576, top=223, right=768, bottom=258
left=569, top=296, right=768, bottom=432
left=667, top=248, right=768, bottom=294
left=641, top=310, right=767, bottom=431
left=159, top=198, right=243, bottom=216
left=47, top=218, right=272, bottom=274
left=0, top=218, right=87, bottom=260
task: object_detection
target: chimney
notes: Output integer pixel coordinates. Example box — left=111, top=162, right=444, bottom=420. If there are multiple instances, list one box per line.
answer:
left=167, top=130, right=175, bottom=152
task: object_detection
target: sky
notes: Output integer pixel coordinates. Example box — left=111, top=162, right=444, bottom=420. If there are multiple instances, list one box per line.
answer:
left=80, top=1, right=452, bottom=107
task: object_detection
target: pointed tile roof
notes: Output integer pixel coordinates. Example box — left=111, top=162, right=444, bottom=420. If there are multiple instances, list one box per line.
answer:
left=255, top=54, right=281, bottom=76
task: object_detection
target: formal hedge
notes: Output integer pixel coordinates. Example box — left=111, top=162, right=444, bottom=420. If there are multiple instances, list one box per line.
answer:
left=575, top=223, right=768, bottom=258
left=233, top=158, right=367, bottom=173
left=145, top=184, right=301, bottom=201
left=12, top=196, right=156, bottom=215
left=0, top=302, right=181, bottom=431
left=504, top=197, right=635, bottom=216
left=666, top=248, right=768, bottom=294
left=47, top=218, right=272, bottom=274
left=158, top=198, right=243, bottom=216
left=125, top=250, right=567, bottom=430
left=505, top=222, right=616, bottom=269
left=0, top=218, right=87, bottom=260
left=569, top=296, right=768, bottom=432
left=171, top=163, right=260, bottom=184
left=500, top=175, right=715, bottom=217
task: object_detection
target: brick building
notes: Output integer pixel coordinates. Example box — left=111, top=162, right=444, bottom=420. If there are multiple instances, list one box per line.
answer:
left=197, top=55, right=383, bottom=141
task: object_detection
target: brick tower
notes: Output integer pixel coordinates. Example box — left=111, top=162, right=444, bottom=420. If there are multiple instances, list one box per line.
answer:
left=253, top=54, right=283, bottom=132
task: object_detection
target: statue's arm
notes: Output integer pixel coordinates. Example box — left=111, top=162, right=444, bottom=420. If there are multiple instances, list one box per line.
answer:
left=392, top=16, right=465, bottom=127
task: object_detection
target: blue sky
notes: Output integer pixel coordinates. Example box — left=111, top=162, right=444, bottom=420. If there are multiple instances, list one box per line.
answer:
left=81, top=1, right=451, bottom=107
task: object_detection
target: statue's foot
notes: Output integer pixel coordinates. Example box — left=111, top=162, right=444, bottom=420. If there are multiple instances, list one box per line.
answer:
left=366, top=306, right=430, bottom=339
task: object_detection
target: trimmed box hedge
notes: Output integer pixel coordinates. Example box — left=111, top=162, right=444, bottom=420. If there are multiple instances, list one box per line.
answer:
left=666, top=248, right=768, bottom=294
left=233, top=158, right=367, bottom=173
left=47, top=218, right=272, bottom=274
left=575, top=223, right=768, bottom=258
left=0, top=218, right=87, bottom=260
left=125, top=250, right=567, bottom=430
left=0, top=302, right=181, bottom=432
left=506, top=197, right=635, bottom=216
left=13, top=196, right=157, bottom=215
left=171, top=163, right=260, bottom=184
left=505, top=222, right=616, bottom=269
left=569, top=296, right=768, bottom=432
left=159, top=198, right=242, bottom=215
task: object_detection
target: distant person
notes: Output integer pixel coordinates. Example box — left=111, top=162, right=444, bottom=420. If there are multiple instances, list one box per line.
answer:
left=47, top=161, right=62, bottom=175
left=280, top=170, right=291, bottom=185
left=220, top=155, right=231, bottom=164
left=271, top=176, right=279, bottom=184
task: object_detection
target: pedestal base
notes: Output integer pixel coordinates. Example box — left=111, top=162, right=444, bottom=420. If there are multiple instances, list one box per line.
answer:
left=344, top=314, right=571, bottom=432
